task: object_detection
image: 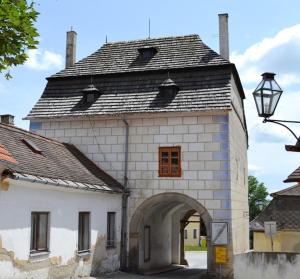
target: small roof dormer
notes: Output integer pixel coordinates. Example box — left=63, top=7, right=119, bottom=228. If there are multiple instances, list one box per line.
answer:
left=138, top=45, right=157, bottom=60
left=158, top=77, right=179, bottom=99
left=82, top=83, right=100, bottom=104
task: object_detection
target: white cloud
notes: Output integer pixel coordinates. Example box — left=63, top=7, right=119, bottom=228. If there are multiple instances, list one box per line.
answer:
left=231, top=24, right=300, bottom=87
left=234, top=23, right=300, bottom=192
left=248, top=164, right=264, bottom=176
left=25, top=49, right=63, bottom=70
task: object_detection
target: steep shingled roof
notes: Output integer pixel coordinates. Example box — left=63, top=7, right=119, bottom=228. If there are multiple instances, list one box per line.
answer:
left=0, top=123, right=123, bottom=193
left=271, top=184, right=300, bottom=197
left=250, top=185, right=300, bottom=231
left=51, top=35, right=230, bottom=78
left=284, top=166, right=300, bottom=183
left=26, top=34, right=244, bottom=120
left=26, top=69, right=232, bottom=119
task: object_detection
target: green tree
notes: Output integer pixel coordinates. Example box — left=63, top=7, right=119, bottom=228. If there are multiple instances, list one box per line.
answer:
left=248, top=175, right=269, bottom=220
left=0, top=0, right=39, bottom=79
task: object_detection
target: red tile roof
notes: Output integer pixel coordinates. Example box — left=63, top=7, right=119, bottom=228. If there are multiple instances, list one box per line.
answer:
left=0, top=143, right=18, bottom=165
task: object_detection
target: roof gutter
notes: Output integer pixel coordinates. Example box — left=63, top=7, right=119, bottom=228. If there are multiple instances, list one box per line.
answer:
left=120, top=117, right=130, bottom=270
left=10, top=172, right=119, bottom=194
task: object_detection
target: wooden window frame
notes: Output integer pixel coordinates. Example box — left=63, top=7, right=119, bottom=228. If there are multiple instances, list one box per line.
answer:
left=159, top=146, right=181, bottom=177
left=30, top=212, right=49, bottom=254
left=107, top=212, right=116, bottom=249
left=193, top=229, right=197, bottom=239
left=78, top=212, right=91, bottom=253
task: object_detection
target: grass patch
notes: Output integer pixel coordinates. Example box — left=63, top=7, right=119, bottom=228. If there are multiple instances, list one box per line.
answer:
left=184, top=245, right=207, bottom=251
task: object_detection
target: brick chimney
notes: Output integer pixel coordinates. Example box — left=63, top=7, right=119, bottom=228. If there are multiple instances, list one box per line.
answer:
left=0, top=114, right=14, bottom=125
left=66, top=30, right=77, bottom=68
left=218, top=13, right=229, bottom=61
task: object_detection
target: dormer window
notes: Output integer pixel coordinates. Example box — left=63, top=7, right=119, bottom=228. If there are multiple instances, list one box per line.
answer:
left=22, top=138, right=42, bottom=155
left=138, top=46, right=157, bottom=60
left=82, top=84, right=100, bottom=104
left=158, top=77, right=179, bottom=98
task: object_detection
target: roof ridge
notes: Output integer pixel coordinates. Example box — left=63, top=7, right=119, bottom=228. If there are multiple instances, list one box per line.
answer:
left=49, top=33, right=215, bottom=79
left=271, top=184, right=300, bottom=196
left=0, top=123, right=64, bottom=146
left=103, top=34, right=201, bottom=46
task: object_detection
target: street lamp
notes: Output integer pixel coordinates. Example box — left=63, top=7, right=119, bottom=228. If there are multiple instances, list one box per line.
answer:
left=253, top=73, right=283, bottom=118
left=253, top=72, right=300, bottom=152
left=255, top=200, right=264, bottom=211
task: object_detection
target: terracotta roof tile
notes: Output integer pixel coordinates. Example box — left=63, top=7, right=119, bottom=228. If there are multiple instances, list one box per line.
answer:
left=0, top=143, right=18, bottom=165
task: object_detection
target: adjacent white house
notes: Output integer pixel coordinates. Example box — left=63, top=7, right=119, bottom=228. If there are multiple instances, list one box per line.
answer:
left=0, top=120, right=123, bottom=278
left=25, top=14, right=249, bottom=278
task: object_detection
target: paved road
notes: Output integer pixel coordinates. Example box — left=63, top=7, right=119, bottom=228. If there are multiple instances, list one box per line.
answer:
left=185, top=251, right=207, bottom=269
left=96, top=269, right=208, bottom=279
left=96, top=252, right=208, bottom=279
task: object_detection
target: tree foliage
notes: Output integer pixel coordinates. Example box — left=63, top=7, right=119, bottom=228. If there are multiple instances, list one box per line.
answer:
left=248, top=175, right=269, bottom=221
left=0, top=0, right=39, bottom=78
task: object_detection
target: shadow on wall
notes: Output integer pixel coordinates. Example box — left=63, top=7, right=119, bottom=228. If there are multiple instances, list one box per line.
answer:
left=234, top=252, right=300, bottom=279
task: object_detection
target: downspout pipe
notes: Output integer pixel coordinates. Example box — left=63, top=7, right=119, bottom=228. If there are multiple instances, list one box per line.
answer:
left=120, top=118, right=130, bottom=270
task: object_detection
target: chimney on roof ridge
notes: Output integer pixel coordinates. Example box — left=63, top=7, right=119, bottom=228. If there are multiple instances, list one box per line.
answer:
left=218, top=13, right=229, bottom=61
left=66, top=29, right=77, bottom=68
left=0, top=114, right=14, bottom=125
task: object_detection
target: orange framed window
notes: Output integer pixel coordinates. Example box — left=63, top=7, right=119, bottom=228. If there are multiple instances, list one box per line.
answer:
left=159, top=146, right=181, bottom=177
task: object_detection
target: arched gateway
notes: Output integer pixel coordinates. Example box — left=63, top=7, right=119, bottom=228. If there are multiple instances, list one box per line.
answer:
left=128, top=192, right=213, bottom=273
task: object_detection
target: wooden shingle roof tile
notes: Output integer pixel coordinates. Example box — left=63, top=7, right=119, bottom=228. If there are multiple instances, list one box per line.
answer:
left=51, top=35, right=229, bottom=78
left=27, top=69, right=232, bottom=119
left=250, top=193, right=300, bottom=231
left=284, top=166, right=300, bottom=183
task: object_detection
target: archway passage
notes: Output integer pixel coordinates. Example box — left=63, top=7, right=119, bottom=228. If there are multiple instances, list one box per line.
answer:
left=182, top=211, right=207, bottom=269
left=128, top=193, right=212, bottom=274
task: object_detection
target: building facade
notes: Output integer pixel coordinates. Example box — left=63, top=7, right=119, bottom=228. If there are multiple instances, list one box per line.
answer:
left=26, top=15, right=249, bottom=278
left=184, top=214, right=202, bottom=247
left=251, top=176, right=300, bottom=253
left=0, top=123, right=123, bottom=278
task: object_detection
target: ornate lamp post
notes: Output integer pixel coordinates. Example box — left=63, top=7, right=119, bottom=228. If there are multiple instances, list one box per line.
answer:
left=255, top=200, right=264, bottom=211
left=253, top=72, right=300, bottom=152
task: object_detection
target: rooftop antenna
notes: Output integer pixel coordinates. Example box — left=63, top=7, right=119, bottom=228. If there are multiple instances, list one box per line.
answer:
left=105, top=35, right=108, bottom=43
left=148, top=18, right=151, bottom=39
left=70, top=26, right=73, bottom=31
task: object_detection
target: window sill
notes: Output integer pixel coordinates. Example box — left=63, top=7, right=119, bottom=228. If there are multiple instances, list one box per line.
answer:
left=29, top=251, right=50, bottom=262
left=77, top=251, right=91, bottom=259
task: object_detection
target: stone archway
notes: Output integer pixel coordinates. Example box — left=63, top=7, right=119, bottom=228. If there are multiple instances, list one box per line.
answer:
left=128, top=192, right=213, bottom=273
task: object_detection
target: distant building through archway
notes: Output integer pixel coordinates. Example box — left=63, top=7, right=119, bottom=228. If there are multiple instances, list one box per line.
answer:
left=128, top=192, right=213, bottom=274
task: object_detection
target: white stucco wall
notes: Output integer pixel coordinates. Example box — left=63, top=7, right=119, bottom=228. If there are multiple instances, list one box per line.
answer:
left=32, top=111, right=232, bottom=223
left=234, top=252, right=300, bottom=279
left=31, top=104, right=248, bottom=276
left=0, top=179, right=122, bottom=278
left=229, top=78, right=249, bottom=255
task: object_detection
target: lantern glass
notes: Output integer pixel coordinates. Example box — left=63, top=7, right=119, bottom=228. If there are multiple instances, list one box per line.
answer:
left=253, top=73, right=283, bottom=118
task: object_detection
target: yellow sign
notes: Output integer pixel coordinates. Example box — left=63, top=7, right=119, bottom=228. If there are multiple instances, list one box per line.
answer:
left=215, top=246, right=227, bottom=264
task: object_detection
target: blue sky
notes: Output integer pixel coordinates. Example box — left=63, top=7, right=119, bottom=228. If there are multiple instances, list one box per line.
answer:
left=1, top=0, right=300, bottom=194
